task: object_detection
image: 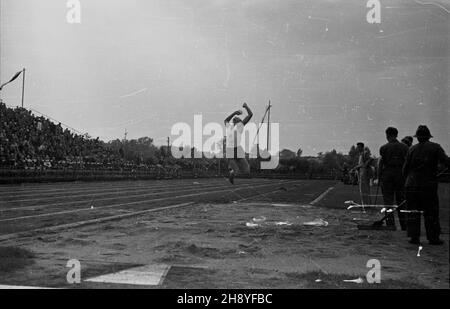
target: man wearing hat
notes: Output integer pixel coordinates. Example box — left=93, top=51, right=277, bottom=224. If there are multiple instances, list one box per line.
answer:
left=378, top=127, right=409, bottom=230
left=403, top=125, right=450, bottom=245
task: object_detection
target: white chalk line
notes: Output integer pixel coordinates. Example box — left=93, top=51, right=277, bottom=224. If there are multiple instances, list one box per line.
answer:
left=0, top=177, right=270, bottom=195
left=0, top=202, right=195, bottom=242
left=85, top=264, right=170, bottom=286
left=0, top=180, right=300, bottom=223
left=0, top=182, right=197, bottom=200
left=0, top=178, right=273, bottom=204
left=0, top=178, right=272, bottom=198
left=0, top=180, right=278, bottom=213
left=413, top=0, right=450, bottom=14
left=3, top=186, right=217, bottom=205
left=217, top=177, right=287, bottom=202
left=0, top=181, right=249, bottom=216
left=0, top=179, right=156, bottom=192
left=0, top=177, right=274, bottom=196
left=0, top=181, right=185, bottom=198
left=233, top=180, right=299, bottom=203
left=0, top=285, right=57, bottom=289
left=309, top=187, right=335, bottom=205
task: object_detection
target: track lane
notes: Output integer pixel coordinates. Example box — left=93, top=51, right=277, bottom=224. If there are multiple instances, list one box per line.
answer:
left=0, top=179, right=284, bottom=216
left=0, top=178, right=272, bottom=204
left=0, top=180, right=298, bottom=223
left=0, top=177, right=263, bottom=195
left=0, top=179, right=302, bottom=236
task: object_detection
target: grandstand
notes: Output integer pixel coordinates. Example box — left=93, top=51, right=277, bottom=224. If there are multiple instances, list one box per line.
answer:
left=0, top=102, right=125, bottom=170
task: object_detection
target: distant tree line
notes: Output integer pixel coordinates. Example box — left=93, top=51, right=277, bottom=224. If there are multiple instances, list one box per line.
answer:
left=104, top=136, right=369, bottom=176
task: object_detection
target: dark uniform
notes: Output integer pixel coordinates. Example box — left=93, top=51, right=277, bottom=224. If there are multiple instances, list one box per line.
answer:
left=403, top=139, right=450, bottom=243
left=379, top=140, right=409, bottom=229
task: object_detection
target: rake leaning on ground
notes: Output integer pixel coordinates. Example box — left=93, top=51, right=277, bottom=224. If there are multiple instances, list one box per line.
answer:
left=370, top=200, right=406, bottom=229
left=346, top=200, right=425, bottom=230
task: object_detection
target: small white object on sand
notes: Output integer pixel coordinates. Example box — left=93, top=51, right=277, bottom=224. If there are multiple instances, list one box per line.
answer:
left=252, top=216, right=266, bottom=223
left=417, top=246, right=423, bottom=257
left=246, top=222, right=259, bottom=228
left=343, top=277, right=364, bottom=284
left=303, top=218, right=328, bottom=227
left=274, top=222, right=292, bottom=226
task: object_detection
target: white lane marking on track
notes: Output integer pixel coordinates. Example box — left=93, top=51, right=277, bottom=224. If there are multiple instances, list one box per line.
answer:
left=0, top=285, right=56, bottom=289
left=0, top=202, right=194, bottom=241
left=85, top=264, right=170, bottom=286
left=309, top=187, right=334, bottom=205
left=0, top=180, right=300, bottom=223
left=0, top=181, right=161, bottom=194
left=232, top=180, right=295, bottom=203
left=0, top=178, right=274, bottom=199
left=0, top=177, right=274, bottom=193
left=0, top=179, right=193, bottom=191
left=0, top=182, right=191, bottom=198
left=0, top=180, right=279, bottom=213
left=0, top=179, right=274, bottom=202
left=0, top=181, right=253, bottom=197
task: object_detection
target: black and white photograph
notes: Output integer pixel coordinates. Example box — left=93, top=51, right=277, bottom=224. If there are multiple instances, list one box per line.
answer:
left=0, top=0, right=449, bottom=294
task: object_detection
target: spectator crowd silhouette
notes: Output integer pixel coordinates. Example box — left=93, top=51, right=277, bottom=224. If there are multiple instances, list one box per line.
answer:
left=0, top=102, right=126, bottom=170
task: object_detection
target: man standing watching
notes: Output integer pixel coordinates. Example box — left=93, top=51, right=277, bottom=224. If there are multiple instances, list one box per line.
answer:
left=353, top=142, right=372, bottom=206
left=378, top=127, right=409, bottom=230
left=403, top=125, right=450, bottom=245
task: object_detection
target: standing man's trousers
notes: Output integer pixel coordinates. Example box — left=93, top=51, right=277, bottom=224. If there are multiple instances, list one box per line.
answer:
left=381, top=170, right=407, bottom=229
left=405, top=185, right=441, bottom=241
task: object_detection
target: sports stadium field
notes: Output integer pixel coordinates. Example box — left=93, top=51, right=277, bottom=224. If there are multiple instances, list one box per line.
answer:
left=0, top=178, right=448, bottom=289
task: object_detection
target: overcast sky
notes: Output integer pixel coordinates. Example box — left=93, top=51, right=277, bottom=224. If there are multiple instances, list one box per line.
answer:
left=1, top=0, right=449, bottom=156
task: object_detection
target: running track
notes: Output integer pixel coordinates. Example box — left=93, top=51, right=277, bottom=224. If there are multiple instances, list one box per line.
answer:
left=0, top=178, right=336, bottom=239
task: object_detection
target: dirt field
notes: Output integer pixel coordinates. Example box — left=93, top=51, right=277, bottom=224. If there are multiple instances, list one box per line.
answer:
left=0, top=178, right=448, bottom=289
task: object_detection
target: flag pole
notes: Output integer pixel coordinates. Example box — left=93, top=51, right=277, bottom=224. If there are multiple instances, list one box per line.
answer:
left=21, top=68, right=26, bottom=108
left=266, top=100, right=271, bottom=150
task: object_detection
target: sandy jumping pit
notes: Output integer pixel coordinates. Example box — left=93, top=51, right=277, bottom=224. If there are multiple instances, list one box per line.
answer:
left=9, top=201, right=448, bottom=289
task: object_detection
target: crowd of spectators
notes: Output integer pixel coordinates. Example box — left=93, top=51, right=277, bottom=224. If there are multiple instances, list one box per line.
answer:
left=0, top=102, right=210, bottom=175
left=0, top=102, right=131, bottom=170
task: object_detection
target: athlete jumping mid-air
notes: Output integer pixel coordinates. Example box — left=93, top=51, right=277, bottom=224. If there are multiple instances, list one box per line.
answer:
left=224, top=102, right=253, bottom=184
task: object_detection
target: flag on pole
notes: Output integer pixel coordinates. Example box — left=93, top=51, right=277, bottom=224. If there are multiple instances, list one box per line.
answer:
left=0, top=70, right=23, bottom=90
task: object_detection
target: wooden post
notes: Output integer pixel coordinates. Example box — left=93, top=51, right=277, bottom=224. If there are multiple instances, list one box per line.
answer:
left=21, top=68, right=26, bottom=108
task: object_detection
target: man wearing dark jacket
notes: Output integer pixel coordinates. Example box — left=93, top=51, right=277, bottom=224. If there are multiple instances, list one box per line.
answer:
left=378, top=127, right=409, bottom=230
left=403, top=125, right=450, bottom=245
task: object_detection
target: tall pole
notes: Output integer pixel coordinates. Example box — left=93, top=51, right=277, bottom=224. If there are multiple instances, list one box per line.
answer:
left=21, top=68, right=25, bottom=108
left=167, top=137, right=170, bottom=157
left=267, top=100, right=271, bottom=151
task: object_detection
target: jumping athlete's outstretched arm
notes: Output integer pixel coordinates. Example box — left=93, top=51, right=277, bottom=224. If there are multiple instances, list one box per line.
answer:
left=224, top=110, right=242, bottom=124
left=242, top=103, right=253, bottom=125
